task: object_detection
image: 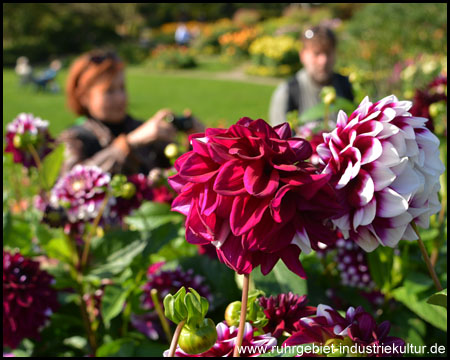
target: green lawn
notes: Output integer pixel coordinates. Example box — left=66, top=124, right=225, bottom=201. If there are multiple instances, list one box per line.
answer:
left=3, top=66, right=278, bottom=137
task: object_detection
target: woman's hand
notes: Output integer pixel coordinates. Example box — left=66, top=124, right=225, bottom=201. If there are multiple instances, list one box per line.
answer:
left=126, top=109, right=177, bottom=146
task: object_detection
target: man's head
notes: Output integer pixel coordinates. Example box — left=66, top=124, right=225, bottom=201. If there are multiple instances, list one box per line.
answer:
left=299, top=26, right=337, bottom=85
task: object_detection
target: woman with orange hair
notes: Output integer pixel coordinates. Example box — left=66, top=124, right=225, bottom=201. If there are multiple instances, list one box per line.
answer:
left=60, top=49, right=203, bottom=175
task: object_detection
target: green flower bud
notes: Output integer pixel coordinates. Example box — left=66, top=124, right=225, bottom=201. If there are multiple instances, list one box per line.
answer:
left=164, top=143, right=179, bottom=159
left=13, top=134, right=23, bottom=148
left=178, top=318, right=217, bottom=354
left=224, top=301, right=241, bottom=327
left=121, top=182, right=136, bottom=199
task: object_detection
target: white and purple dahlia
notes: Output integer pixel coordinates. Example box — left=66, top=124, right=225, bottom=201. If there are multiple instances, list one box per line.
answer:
left=4, top=113, right=54, bottom=168
left=50, top=165, right=111, bottom=224
left=317, top=95, right=445, bottom=251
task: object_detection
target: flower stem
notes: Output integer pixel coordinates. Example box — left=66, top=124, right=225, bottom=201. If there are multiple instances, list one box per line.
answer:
left=151, top=288, right=173, bottom=342
left=411, top=221, right=443, bottom=291
left=323, top=103, right=329, bottom=132
left=168, top=320, right=186, bottom=357
left=81, top=194, right=110, bottom=270
left=233, top=273, right=250, bottom=357
left=80, top=290, right=98, bottom=354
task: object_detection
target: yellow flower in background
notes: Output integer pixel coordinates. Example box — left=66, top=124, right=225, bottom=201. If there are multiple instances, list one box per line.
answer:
left=249, top=35, right=299, bottom=60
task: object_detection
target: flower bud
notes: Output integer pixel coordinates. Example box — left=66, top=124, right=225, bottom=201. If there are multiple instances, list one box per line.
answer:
left=13, top=134, right=23, bottom=148
left=321, top=86, right=336, bottom=105
left=178, top=318, right=217, bottom=354
left=121, top=182, right=136, bottom=199
left=224, top=301, right=241, bottom=327
left=164, top=143, right=179, bottom=159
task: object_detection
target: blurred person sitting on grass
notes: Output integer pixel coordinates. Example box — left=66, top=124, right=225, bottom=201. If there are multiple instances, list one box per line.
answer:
left=269, top=25, right=354, bottom=128
left=59, top=49, right=204, bottom=175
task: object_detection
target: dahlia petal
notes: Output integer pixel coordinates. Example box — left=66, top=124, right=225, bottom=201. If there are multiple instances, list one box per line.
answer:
left=367, top=164, right=396, bottom=191
left=205, top=142, right=232, bottom=164
left=179, top=152, right=219, bottom=183
left=353, top=198, right=376, bottom=230
left=280, top=245, right=307, bottom=279
left=336, top=110, right=348, bottom=127
left=230, top=195, right=270, bottom=236
left=191, top=137, right=211, bottom=157
left=376, top=188, right=408, bottom=218
left=273, top=122, right=292, bottom=139
left=356, top=136, right=382, bottom=165
left=348, top=170, right=375, bottom=207
left=287, top=138, right=313, bottom=160
left=389, top=163, right=421, bottom=199
left=213, top=160, right=246, bottom=196
left=352, top=226, right=380, bottom=252
left=375, top=141, right=401, bottom=167
left=402, top=224, right=419, bottom=241
left=291, top=228, right=312, bottom=254
left=171, top=192, right=192, bottom=215
left=243, top=159, right=279, bottom=197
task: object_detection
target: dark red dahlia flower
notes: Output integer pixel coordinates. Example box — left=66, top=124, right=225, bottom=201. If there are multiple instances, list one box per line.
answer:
left=259, top=292, right=316, bottom=338
left=3, top=251, right=59, bottom=349
left=169, top=118, right=342, bottom=278
left=285, top=304, right=405, bottom=357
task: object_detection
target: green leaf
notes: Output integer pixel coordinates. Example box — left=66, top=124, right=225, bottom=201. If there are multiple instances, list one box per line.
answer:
left=63, top=336, right=88, bottom=350
left=40, top=143, right=65, bottom=190
left=90, top=239, right=148, bottom=278
left=101, top=284, right=132, bottom=329
left=3, top=213, right=34, bottom=255
left=427, top=288, right=447, bottom=309
left=125, top=201, right=183, bottom=232
left=96, top=338, right=136, bottom=357
left=367, top=246, right=395, bottom=292
left=44, top=237, right=73, bottom=263
left=252, top=260, right=307, bottom=296
left=392, top=286, right=447, bottom=331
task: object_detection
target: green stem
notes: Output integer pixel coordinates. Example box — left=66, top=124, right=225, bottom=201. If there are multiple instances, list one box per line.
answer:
left=411, top=221, right=443, bottom=291
left=81, top=194, right=110, bottom=270
left=151, top=288, right=173, bottom=342
left=168, top=320, right=186, bottom=357
left=233, top=273, right=250, bottom=357
left=323, top=103, right=329, bottom=131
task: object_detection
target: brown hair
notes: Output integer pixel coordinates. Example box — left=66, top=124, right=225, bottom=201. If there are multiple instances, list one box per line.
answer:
left=66, top=50, right=125, bottom=115
left=301, top=25, right=337, bottom=50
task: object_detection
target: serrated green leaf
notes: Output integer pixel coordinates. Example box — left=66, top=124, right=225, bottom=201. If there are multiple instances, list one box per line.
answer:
left=427, top=288, right=447, bottom=309
left=40, top=143, right=65, bottom=190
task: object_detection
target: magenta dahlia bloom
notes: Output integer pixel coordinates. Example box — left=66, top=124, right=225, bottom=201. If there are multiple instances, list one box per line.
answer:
left=141, top=262, right=213, bottom=311
left=3, top=251, right=59, bottom=349
left=169, top=117, right=342, bottom=277
left=50, top=165, right=111, bottom=227
left=259, top=292, right=316, bottom=338
left=284, top=305, right=405, bottom=357
left=4, top=113, right=54, bottom=168
left=317, top=95, right=445, bottom=251
left=164, top=322, right=277, bottom=357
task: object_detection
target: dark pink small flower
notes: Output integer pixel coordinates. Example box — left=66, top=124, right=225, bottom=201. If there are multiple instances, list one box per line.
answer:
left=169, top=118, right=342, bottom=278
left=259, top=292, right=316, bottom=338
left=3, top=251, right=59, bottom=349
left=164, top=322, right=277, bottom=357
left=141, top=263, right=213, bottom=311
left=4, top=113, right=54, bottom=168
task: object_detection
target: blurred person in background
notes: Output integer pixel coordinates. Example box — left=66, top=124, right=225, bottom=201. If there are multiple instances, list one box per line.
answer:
left=60, top=49, right=204, bottom=175
left=15, top=56, right=33, bottom=86
left=269, top=25, right=354, bottom=128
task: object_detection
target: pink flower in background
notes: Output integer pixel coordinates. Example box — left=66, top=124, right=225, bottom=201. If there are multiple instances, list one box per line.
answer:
left=317, top=95, right=444, bottom=252
left=164, top=322, right=276, bottom=357
left=259, top=292, right=316, bottom=338
left=169, top=118, right=342, bottom=278
left=50, top=165, right=111, bottom=225
left=4, top=113, right=54, bottom=168
left=3, top=251, right=59, bottom=349
left=284, top=305, right=405, bottom=357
